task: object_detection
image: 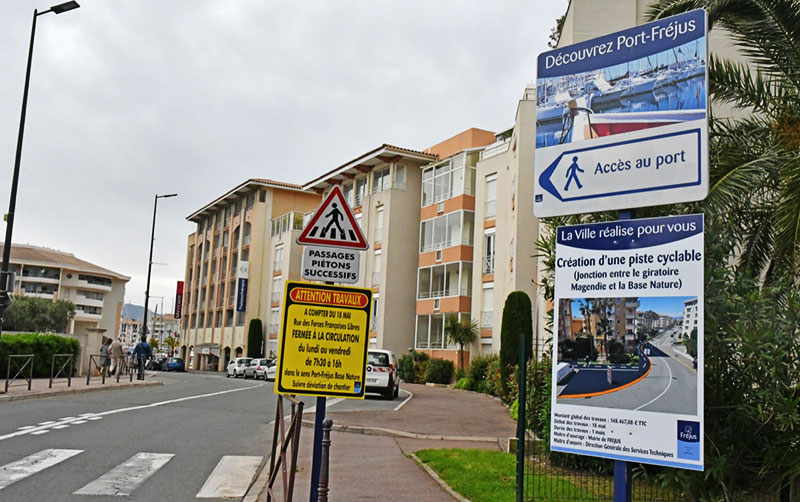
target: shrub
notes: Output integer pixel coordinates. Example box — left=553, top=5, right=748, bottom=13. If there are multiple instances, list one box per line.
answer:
left=455, top=377, right=474, bottom=390
left=246, top=318, right=263, bottom=358
left=477, top=357, right=502, bottom=396
left=0, top=333, right=80, bottom=378
left=606, top=339, right=629, bottom=364
left=424, top=358, right=454, bottom=384
left=467, top=354, right=497, bottom=383
left=398, top=351, right=429, bottom=383
left=499, top=291, right=533, bottom=400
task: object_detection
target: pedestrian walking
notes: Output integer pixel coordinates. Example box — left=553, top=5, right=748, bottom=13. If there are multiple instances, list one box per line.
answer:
left=110, top=337, right=124, bottom=376
left=133, top=337, right=152, bottom=381
left=100, top=337, right=111, bottom=377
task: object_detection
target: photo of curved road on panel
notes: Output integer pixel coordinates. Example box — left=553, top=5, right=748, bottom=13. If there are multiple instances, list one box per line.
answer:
left=557, top=327, right=697, bottom=414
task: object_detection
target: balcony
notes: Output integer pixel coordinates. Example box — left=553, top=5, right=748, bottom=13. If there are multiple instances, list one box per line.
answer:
left=270, top=212, right=306, bottom=237
left=482, top=254, right=495, bottom=275
left=479, top=138, right=510, bottom=161
left=273, top=261, right=282, bottom=274
left=371, top=180, right=405, bottom=194
left=374, top=227, right=382, bottom=243
left=354, top=193, right=364, bottom=207
left=370, top=316, right=378, bottom=331
left=372, top=272, right=381, bottom=286
left=269, top=323, right=279, bottom=334
left=243, top=235, right=251, bottom=246
left=485, top=200, right=497, bottom=219
left=271, top=291, right=280, bottom=303
left=481, top=311, right=493, bottom=328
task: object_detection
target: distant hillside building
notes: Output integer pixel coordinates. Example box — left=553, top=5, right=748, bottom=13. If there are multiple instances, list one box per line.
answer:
left=1, top=243, right=129, bottom=336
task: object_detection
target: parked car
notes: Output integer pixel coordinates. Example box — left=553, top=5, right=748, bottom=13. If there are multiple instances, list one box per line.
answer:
left=146, top=356, right=168, bottom=371
left=244, top=358, right=273, bottom=380
left=365, top=349, right=399, bottom=400
left=226, top=357, right=252, bottom=378
left=265, top=360, right=277, bottom=381
left=163, top=357, right=185, bottom=372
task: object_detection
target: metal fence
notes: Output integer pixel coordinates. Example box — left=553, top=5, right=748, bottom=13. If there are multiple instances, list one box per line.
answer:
left=520, top=352, right=789, bottom=502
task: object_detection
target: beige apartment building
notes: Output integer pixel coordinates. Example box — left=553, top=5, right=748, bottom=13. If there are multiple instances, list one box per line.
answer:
left=180, top=179, right=320, bottom=371
left=303, top=144, right=438, bottom=358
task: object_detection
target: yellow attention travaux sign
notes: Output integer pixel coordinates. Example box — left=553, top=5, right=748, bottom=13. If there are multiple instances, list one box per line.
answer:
left=275, top=281, right=372, bottom=399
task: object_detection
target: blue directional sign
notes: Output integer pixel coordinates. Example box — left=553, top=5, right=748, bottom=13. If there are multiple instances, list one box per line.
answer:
left=534, top=9, right=708, bottom=217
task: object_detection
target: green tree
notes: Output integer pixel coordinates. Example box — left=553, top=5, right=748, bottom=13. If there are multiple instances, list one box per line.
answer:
left=163, top=336, right=179, bottom=356
left=247, top=318, right=263, bottom=358
left=148, top=338, right=160, bottom=354
left=2, top=297, right=75, bottom=333
left=648, top=0, right=800, bottom=282
left=499, top=291, right=533, bottom=401
left=444, top=314, right=478, bottom=370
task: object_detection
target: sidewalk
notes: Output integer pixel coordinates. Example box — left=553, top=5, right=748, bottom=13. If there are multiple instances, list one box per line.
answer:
left=0, top=374, right=161, bottom=402
left=252, top=383, right=516, bottom=502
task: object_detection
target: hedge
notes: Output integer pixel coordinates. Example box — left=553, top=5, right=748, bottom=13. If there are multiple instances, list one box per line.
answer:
left=0, top=333, right=80, bottom=378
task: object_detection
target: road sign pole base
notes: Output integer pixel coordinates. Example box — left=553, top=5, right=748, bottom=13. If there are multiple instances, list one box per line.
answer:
left=309, top=396, right=326, bottom=502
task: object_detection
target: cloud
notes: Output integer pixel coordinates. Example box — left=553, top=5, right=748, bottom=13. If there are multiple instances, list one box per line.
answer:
left=0, top=0, right=566, bottom=307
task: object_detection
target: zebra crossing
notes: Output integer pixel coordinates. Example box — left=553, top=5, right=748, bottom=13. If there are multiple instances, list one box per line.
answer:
left=0, top=448, right=263, bottom=499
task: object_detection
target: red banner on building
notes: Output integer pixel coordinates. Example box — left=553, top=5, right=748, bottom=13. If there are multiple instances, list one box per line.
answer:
left=174, top=281, right=184, bottom=319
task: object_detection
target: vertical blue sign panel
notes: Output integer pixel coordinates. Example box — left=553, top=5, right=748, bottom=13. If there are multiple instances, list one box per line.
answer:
left=236, top=278, right=248, bottom=312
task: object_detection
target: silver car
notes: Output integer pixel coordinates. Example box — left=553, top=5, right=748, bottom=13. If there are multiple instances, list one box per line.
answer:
left=226, top=357, right=252, bottom=378
left=244, top=358, right=274, bottom=380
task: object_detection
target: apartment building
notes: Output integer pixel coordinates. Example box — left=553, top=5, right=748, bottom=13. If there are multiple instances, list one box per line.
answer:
left=611, top=298, right=640, bottom=346
left=180, top=179, right=320, bottom=371
left=119, top=318, right=141, bottom=347
left=681, top=298, right=698, bottom=339
left=304, top=144, right=437, bottom=358
left=0, top=243, right=128, bottom=336
left=470, top=89, right=541, bottom=357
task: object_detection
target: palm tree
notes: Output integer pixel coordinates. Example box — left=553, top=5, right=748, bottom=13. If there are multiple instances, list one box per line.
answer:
left=163, top=336, right=179, bottom=357
left=444, top=314, right=479, bottom=370
left=647, top=0, right=800, bottom=281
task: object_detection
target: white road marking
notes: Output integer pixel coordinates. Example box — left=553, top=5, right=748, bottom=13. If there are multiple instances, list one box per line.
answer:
left=634, top=357, right=675, bottom=411
left=0, top=383, right=263, bottom=442
left=17, top=426, right=35, bottom=430
left=52, top=425, right=70, bottom=430
left=73, top=453, right=174, bottom=496
left=393, top=389, right=413, bottom=411
left=196, top=455, right=262, bottom=498
left=30, top=431, right=48, bottom=435
left=0, top=449, right=82, bottom=490
left=71, top=420, right=87, bottom=425
left=59, top=417, right=77, bottom=421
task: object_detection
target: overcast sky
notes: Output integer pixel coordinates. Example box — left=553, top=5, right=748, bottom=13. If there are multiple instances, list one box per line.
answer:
left=0, top=1, right=566, bottom=312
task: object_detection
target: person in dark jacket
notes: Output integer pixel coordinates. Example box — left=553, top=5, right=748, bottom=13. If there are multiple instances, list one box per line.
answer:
left=133, top=336, right=152, bottom=380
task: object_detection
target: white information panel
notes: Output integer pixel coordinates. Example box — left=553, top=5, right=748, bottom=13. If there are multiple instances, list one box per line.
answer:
left=551, top=214, right=704, bottom=471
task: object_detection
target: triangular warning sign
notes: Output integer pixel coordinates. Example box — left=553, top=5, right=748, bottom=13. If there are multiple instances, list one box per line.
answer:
left=297, top=185, right=369, bottom=250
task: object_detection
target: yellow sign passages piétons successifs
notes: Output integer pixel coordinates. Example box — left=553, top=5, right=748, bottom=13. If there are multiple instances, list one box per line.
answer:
left=275, top=281, right=372, bottom=399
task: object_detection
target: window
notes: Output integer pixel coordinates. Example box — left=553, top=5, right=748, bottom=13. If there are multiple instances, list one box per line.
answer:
left=417, top=262, right=472, bottom=298
left=272, top=276, right=282, bottom=303
left=78, top=274, right=112, bottom=287
left=419, top=211, right=474, bottom=252
left=371, top=296, right=379, bottom=331
left=420, top=155, right=475, bottom=206
left=372, top=250, right=382, bottom=286
left=259, top=190, right=266, bottom=203
left=372, top=167, right=390, bottom=193
left=481, top=284, right=494, bottom=328
left=485, top=175, right=497, bottom=218
left=374, top=207, right=384, bottom=242
left=415, top=313, right=471, bottom=350
left=355, top=177, right=367, bottom=206
left=235, top=200, right=242, bottom=213
left=273, top=246, right=283, bottom=273
left=483, top=231, right=495, bottom=274
left=343, top=183, right=354, bottom=206
left=394, top=164, right=406, bottom=189
left=246, top=193, right=255, bottom=209
left=243, top=222, right=251, bottom=246
left=270, top=308, right=280, bottom=334
left=225, top=309, right=232, bottom=327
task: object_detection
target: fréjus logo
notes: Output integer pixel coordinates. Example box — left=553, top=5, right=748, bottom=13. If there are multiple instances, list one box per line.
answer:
left=677, top=421, right=699, bottom=442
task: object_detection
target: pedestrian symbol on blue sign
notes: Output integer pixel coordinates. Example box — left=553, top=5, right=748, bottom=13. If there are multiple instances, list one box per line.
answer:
left=564, top=156, right=584, bottom=191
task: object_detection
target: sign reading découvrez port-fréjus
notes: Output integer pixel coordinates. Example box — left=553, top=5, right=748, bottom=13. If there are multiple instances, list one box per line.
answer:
left=551, top=215, right=704, bottom=471
left=276, top=281, right=372, bottom=399
left=534, top=9, right=708, bottom=217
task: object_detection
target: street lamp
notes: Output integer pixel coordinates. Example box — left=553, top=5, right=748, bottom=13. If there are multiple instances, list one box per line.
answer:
left=0, top=2, right=81, bottom=340
left=142, top=194, right=177, bottom=344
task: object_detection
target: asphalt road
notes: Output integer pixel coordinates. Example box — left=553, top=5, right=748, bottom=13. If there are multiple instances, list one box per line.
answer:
left=558, top=330, right=698, bottom=414
left=0, top=371, right=406, bottom=501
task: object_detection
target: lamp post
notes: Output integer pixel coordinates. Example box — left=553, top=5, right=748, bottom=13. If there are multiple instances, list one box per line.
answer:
left=0, top=2, right=81, bottom=340
left=142, top=194, right=177, bottom=343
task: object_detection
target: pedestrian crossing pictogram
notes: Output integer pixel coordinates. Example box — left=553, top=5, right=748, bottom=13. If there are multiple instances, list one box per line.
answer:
left=296, top=185, right=368, bottom=250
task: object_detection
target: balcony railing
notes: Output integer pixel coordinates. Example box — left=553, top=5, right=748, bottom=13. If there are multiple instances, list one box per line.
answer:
left=354, top=193, right=364, bottom=207
left=371, top=180, right=406, bottom=194
left=479, top=138, right=510, bottom=161
left=270, top=211, right=307, bottom=237
left=370, top=317, right=378, bottom=331
left=485, top=200, right=497, bottom=219
left=483, top=254, right=495, bottom=274
left=273, top=261, right=282, bottom=274
left=271, top=291, right=280, bottom=303
left=243, top=235, right=251, bottom=246
left=374, top=228, right=382, bottom=242
left=481, top=311, right=493, bottom=328
left=372, top=272, right=381, bottom=286
left=269, top=323, right=279, bottom=334
left=418, top=286, right=470, bottom=300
